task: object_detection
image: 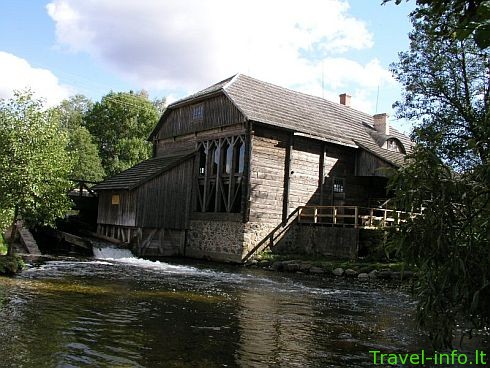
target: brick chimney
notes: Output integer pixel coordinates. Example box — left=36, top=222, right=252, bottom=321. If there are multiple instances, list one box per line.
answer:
left=373, top=113, right=390, bottom=135
left=339, top=93, right=351, bottom=107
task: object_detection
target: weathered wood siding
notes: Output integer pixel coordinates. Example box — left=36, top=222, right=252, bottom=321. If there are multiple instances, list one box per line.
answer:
left=156, top=95, right=246, bottom=140
left=322, top=144, right=357, bottom=205
left=135, top=157, right=194, bottom=229
left=248, top=127, right=288, bottom=222
left=356, top=150, right=391, bottom=177
left=97, top=190, right=137, bottom=227
left=288, top=137, right=322, bottom=212
left=155, top=124, right=246, bottom=157
left=249, top=127, right=361, bottom=222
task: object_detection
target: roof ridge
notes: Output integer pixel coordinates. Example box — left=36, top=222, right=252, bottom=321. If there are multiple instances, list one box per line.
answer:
left=232, top=74, right=373, bottom=119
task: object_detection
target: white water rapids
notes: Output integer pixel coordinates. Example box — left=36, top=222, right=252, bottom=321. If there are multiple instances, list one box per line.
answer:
left=91, top=245, right=200, bottom=274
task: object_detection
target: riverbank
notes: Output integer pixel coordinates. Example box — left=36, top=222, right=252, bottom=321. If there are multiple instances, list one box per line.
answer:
left=0, top=234, right=25, bottom=275
left=245, top=253, right=415, bottom=281
left=0, top=255, right=24, bottom=276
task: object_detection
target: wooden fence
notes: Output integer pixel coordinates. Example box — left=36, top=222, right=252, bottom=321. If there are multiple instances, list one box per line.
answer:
left=297, top=206, right=421, bottom=228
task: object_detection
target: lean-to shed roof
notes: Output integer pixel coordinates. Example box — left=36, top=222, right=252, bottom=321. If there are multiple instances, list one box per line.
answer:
left=92, top=151, right=195, bottom=191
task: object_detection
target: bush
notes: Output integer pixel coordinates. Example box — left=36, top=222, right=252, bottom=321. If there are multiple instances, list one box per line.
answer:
left=0, top=255, right=24, bottom=276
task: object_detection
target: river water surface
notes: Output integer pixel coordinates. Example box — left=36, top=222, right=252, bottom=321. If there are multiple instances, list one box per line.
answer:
left=0, top=249, right=433, bottom=367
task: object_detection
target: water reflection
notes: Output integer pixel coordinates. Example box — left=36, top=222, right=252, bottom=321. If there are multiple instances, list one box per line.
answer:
left=0, top=257, right=474, bottom=367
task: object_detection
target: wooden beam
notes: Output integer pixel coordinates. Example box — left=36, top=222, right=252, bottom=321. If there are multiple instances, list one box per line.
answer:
left=242, top=122, right=253, bottom=223
left=282, top=133, right=293, bottom=223
left=319, top=143, right=326, bottom=205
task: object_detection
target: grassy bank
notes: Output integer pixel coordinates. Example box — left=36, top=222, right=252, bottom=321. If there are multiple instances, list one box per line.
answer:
left=0, top=235, right=25, bottom=275
left=0, top=235, right=7, bottom=255
left=0, top=255, right=24, bottom=276
left=257, top=252, right=411, bottom=273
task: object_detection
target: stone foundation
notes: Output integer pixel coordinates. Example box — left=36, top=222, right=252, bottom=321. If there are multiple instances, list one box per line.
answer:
left=273, top=225, right=358, bottom=259
left=186, top=220, right=245, bottom=262
left=185, top=220, right=285, bottom=263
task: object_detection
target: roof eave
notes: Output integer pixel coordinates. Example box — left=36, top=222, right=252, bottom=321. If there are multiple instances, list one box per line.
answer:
left=354, top=140, right=404, bottom=168
left=93, top=151, right=196, bottom=192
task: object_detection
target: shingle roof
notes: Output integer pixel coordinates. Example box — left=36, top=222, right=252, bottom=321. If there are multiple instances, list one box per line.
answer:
left=92, top=151, right=195, bottom=191
left=161, top=74, right=411, bottom=167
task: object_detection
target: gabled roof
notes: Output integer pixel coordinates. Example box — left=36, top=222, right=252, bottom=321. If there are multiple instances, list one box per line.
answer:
left=153, top=74, right=411, bottom=167
left=92, top=151, right=195, bottom=191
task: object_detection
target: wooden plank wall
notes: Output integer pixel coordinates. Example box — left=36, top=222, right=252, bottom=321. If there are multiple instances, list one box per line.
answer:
left=155, top=124, right=246, bottom=157
left=356, top=150, right=391, bottom=177
left=288, top=137, right=322, bottom=213
left=249, top=127, right=363, bottom=223
left=135, top=157, right=194, bottom=229
left=156, top=95, right=246, bottom=140
left=97, top=190, right=137, bottom=227
left=248, top=128, right=288, bottom=222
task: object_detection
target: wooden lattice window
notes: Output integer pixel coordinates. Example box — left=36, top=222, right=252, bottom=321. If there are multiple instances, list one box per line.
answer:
left=195, top=136, right=245, bottom=213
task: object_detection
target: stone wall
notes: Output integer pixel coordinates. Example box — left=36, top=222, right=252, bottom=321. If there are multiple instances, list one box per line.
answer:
left=185, top=220, right=290, bottom=263
left=186, top=220, right=245, bottom=262
left=184, top=220, right=358, bottom=262
left=273, top=225, right=358, bottom=259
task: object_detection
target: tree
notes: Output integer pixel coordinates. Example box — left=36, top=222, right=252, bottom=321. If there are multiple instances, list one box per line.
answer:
left=58, top=94, right=93, bottom=131
left=0, top=92, right=73, bottom=255
left=57, top=95, right=105, bottom=181
left=388, top=17, right=489, bottom=348
left=67, top=126, right=106, bottom=182
left=152, top=96, right=167, bottom=115
left=84, top=91, right=159, bottom=176
left=383, top=0, right=490, bottom=48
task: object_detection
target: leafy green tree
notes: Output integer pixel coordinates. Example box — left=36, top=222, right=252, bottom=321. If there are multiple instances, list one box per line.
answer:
left=58, top=94, right=93, bottom=131
left=0, top=92, right=73, bottom=255
left=84, top=91, right=159, bottom=176
left=67, top=126, right=106, bottom=182
left=388, top=17, right=489, bottom=348
left=152, top=96, right=167, bottom=115
left=57, top=95, right=105, bottom=181
left=384, top=0, right=490, bottom=48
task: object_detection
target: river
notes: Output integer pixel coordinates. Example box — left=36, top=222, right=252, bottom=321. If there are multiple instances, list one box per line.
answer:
left=0, top=248, right=470, bottom=367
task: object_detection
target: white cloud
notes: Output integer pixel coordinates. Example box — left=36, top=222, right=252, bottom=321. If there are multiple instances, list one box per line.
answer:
left=0, top=52, right=72, bottom=106
left=46, top=0, right=394, bottom=104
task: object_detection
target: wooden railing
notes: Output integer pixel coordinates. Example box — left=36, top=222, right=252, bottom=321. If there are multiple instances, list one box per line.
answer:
left=297, top=206, right=421, bottom=228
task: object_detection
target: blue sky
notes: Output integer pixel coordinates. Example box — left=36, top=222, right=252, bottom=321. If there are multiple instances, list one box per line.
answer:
left=0, top=0, right=415, bottom=132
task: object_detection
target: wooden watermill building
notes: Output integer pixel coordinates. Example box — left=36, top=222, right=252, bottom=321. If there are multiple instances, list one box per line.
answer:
left=93, top=74, right=411, bottom=262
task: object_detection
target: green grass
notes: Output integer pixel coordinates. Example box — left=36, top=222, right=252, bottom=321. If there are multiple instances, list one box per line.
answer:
left=0, top=235, right=7, bottom=255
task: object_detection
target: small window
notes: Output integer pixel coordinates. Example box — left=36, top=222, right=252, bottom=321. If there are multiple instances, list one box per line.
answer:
left=387, top=139, right=399, bottom=152
left=333, top=178, right=345, bottom=193
left=192, top=104, right=203, bottom=120
left=111, top=194, right=120, bottom=205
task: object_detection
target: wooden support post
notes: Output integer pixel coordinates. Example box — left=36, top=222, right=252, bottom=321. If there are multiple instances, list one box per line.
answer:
left=242, top=126, right=252, bottom=223
left=282, top=133, right=293, bottom=224
left=370, top=208, right=374, bottom=227
left=313, top=207, right=318, bottom=223
left=319, top=143, right=325, bottom=205
left=333, top=207, right=337, bottom=225
left=354, top=206, right=358, bottom=228
left=383, top=210, right=387, bottom=227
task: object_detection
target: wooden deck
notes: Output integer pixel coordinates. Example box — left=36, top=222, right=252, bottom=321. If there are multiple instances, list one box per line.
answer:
left=297, top=205, right=421, bottom=228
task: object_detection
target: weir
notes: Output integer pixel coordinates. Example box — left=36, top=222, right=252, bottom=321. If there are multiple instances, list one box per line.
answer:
left=92, top=246, right=134, bottom=260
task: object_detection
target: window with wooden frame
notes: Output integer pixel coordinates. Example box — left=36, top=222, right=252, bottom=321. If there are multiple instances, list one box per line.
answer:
left=333, top=177, right=345, bottom=193
left=195, top=135, right=245, bottom=213
left=192, top=104, right=204, bottom=121
left=111, top=194, right=120, bottom=205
